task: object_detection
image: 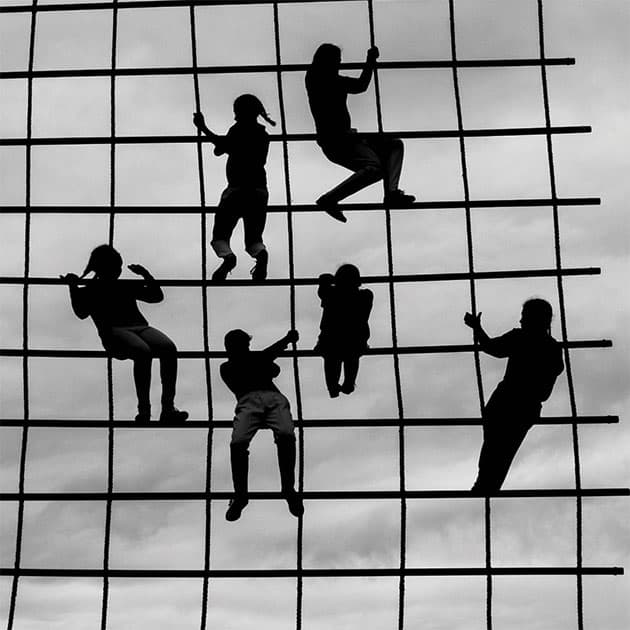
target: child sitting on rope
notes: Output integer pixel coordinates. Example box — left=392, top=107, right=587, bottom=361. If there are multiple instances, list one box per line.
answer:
left=61, top=244, right=188, bottom=424
left=192, top=94, right=275, bottom=281
left=464, top=298, right=564, bottom=493
left=315, top=264, right=373, bottom=397
left=305, top=43, right=415, bottom=222
left=220, top=328, right=303, bottom=521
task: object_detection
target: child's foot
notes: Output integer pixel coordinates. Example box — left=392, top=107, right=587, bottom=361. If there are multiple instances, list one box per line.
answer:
left=316, top=194, right=347, bottom=223
left=250, top=249, right=268, bottom=281
left=384, top=189, right=415, bottom=207
left=340, top=382, right=355, bottom=395
left=212, top=253, right=237, bottom=281
left=284, top=491, right=304, bottom=518
left=225, top=497, right=249, bottom=521
left=159, top=407, right=189, bottom=423
left=135, top=412, right=151, bottom=424
left=328, top=384, right=341, bottom=398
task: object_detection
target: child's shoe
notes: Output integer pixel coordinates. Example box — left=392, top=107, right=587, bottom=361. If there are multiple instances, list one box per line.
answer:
left=250, top=249, right=268, bottom=281
left=328, top=384, right=341, bottom=398
left=316, top=195, right=347, bottom=223
left=340, top=382, right=355, bottom=395
left=225, top=497, right=249, bottom=521
left=285, top=491, right=304, bottom=518
left=384, top=189, right=415, bottom=207
left=212, top=253, right=237, bottom=281
left=135, top=412, right=151, bottom=424
left=159, top=407, right=189, bottom=423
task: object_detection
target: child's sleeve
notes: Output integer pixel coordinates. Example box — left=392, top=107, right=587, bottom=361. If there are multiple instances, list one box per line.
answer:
left=479, top=329, right=518, bottom=358
left=136, top=279, right=164, bottom=304
left=361, top=289, right=374, bottom=320
left=212, top=128, right=232, bottom=156
left=317, top=274, right=334, bottom=301
left=69, top=285, right=91, bottom=319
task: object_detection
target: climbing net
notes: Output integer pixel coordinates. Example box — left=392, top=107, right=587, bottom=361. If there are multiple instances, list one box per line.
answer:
left=0, top=0, right=627, bottom=628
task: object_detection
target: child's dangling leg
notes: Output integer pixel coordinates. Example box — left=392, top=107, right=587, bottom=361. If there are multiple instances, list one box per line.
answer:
left=323, top=355, right=342, bottom=398
left=211, top=189, right=240, bottom=281
left=244, top=188, right=269, bottom=281
left=340, top=355, right=360, bottom=394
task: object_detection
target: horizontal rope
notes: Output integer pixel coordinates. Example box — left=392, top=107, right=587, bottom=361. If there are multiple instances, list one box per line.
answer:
left=0, top=567, right=623, bottom=578
left=0, top=267, right=602, bottom=288
left=0, top=340, right=612, bottom=359
left=0, top=126, right=592, bottom=148
left=0, top=416, right=619, bottom=429
left=1, top=489, right=628, bottom=502
left=0, top=57, right=576, bottom=81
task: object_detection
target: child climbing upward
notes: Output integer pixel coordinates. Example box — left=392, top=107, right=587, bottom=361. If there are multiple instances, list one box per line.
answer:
left=192, top=94, right=275, bottom=281
left=61, top=244, right=188, bottom=424
left=220, top=328, right=303, bottom=521
left=315, top=264, right=373, bottom=397
left=464, top=298, right=564, bottom=493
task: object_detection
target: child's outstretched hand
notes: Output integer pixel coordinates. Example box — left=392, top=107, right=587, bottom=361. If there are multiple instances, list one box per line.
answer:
left=285, top=329, right=299, bottom=344
left=128, top=264, right=152, bottom=279
left=367, top=46, right=379, bottom=63
left=59, top=273, right=80, bottom=286
left=464, top=312, right=482, bottom=329
left=318, top=273, right=334, bottom=285
left=192, top=112, right=206, bottom=130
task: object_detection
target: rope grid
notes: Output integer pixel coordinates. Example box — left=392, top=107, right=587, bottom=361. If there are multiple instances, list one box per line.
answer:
left=1, top=1, right=626, bottom=629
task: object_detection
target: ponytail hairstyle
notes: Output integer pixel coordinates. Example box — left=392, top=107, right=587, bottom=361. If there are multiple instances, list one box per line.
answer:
left=81, top=244, right=122, bottom=279
left=233, top=93, right=276, bottom=127
left=522, top=298, right=553, bottom=335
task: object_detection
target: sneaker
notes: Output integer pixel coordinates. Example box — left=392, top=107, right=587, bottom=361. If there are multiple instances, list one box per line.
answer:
left=135, top=412, right=151, bottom=424
left=225, top=497, right=248, bottom=521
left=384, top=190, right=416, bottom=208
left=212, top=253, right=237, bottom=281
left=285, top=491, right=304, bottom=518
left=328, top=384, right=341, bottom=398
left=250, top=249, right=268, bottom=281
left=159, top=408, right=189, bottom=423
left=340, top=382, right=355, bottom=395
left=316, top=196, right=347, bottom=223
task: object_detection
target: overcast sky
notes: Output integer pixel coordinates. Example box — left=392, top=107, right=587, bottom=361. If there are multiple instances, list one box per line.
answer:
left=1, top=0, right=629, bottom=628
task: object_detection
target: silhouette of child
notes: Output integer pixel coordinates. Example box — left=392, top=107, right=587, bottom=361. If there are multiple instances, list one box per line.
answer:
left=464, top=298, right=564, bottom=492
left=61, top=244, right=188, bottom=424
left=305, top=43, right=415, bottom=222
left=315, top=264, right=373, bottom=397
left=220, top=328, right=303, bottom=521
left=192, top=94, right=276, bottom=280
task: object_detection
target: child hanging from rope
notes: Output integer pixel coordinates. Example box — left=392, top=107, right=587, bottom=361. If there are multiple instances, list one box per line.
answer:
left=192, top=94, right=275, bottom=281
left=464, top=298, right=564, bottom=493
left=305, top=43, right=415, bottom=222
left=60, top=244, right=188, bottom=424
left=315, top=264, right=373, bottom=397
left=220, top=328, right=303, bottom=521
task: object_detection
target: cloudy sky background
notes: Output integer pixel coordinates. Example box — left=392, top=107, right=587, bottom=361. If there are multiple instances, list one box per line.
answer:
left=1, top=0, right=629, bottom=628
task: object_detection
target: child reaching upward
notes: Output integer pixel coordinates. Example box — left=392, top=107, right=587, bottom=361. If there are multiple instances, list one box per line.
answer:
left=220, top=328, right=303, bottom=521
left=315, top=264, right=373, bottom=397
left=61, top=244, right=188, bottom=424
left=464, top=298, right=564, bottom=492
left=193, top=94, right=275, bottom=281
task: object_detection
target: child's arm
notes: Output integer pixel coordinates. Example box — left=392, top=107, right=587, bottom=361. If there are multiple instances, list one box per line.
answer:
left=263, top=329, right=299, bottom=358
left=59, top=273, right=90, bottom=319
left=317, top=273, right=335, bottom=300
left=128, top=264, right=164, bottom=303
left=361, top=289, right=374, bottom=319
left=344, top=46, right=379, bottom=94
left=464, top=312, right=512, bottom=358
left=192, top=112, right=228, bottom=155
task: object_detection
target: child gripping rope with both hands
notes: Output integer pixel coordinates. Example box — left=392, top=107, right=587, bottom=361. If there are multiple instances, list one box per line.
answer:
left=61, top=244, right=188, bottom=424
left=193, top=94, right=275, bottom=281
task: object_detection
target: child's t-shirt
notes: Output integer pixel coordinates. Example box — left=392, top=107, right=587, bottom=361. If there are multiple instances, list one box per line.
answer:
left=220, top=352, right=281, bottom=401
left=215, top=122, right=269, bottom=188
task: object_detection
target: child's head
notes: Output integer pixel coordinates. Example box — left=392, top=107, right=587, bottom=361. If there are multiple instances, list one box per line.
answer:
left=233, top=94, right=276, bottom=126
left=334, top=263, right=361, bottom=289
left=82, top=244, right=123, bottom=280
left=520, top=298, right=553, bottom=334
left=224, top=329, right=252, bottom=357
left=310, top=43, right=342, bottom=74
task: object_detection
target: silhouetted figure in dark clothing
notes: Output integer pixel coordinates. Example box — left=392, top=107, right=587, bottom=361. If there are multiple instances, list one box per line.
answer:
left=193, top=94, right=276, bottom=280
left=61, top=245, right=188, bottom=424
left=305, top=43, right=415, bottom=222
left=315, top=264, right=373, bottom=397
left=464, top=299, right=564, bottom=493
left=220, top=328, right=304, bottom=521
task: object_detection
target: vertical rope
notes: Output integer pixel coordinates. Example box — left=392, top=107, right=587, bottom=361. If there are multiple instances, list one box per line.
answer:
left=365, top=3, right=407, bottom=628
left=446, top=1, right=490, bottom=628
left=272, top=4, right=305, bottom=628
left=536, top=2, right=583, bottom=628
left=100, top=3, right=118, bottom=628
left=189, top=6, right=215, bottom=629
left=7, top=2, right=38, bottom=628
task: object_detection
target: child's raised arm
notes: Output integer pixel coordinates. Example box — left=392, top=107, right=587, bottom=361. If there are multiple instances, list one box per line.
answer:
left=192, top=111, right=227, bottom=154
left=263, top=329, right=299, bottom=358
left=128, top=264, right=164, bottom=303
left=464, top=312, right=513, bottom=358
left=60, top=273, right=90, bottom=319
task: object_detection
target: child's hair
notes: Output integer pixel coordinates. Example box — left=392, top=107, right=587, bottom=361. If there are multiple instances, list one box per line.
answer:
left=233, top=94, right=276, bottom=127
left=308, top=43, right=342, bottom=76
left=224, top=328, right=252, bottom=352
left=81, top=244, right=122, bottom=278
left=334, top=263, right=361, bottom=289
left=522, top=298, right=553, bottom=333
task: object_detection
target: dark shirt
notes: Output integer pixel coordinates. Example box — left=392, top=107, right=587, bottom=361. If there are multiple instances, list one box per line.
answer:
left=481, top=328, right=564, bottom=403
left=306, top=74, right=361, bottom=142
left=214, top=121, right=269, bottom=188
left=220, top=351, right=281, bottom=401
left=70, top=279, right=162, bottom=339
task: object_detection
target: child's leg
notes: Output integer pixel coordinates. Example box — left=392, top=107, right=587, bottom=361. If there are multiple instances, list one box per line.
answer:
left=340, top=355, right=360, bottom=394
left=243, top=189, right=269, bottom=258
left=368, top=136, right=404, bottom=193
left=137, top=327, right=178, bottom=411
left=323, top=355, right=342, bottom=397
left=211, top=189, right=240, bottom=259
